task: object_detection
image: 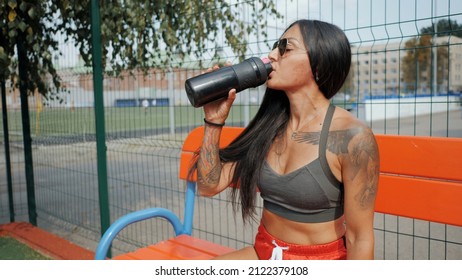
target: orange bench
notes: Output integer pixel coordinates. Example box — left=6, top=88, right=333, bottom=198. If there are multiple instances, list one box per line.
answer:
left=95, top=126, right=462, bottom=260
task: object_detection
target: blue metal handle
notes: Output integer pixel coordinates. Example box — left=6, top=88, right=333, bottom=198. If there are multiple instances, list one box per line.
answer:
left=182, top=181, right=197, bottom=235
left=94, top=208, right=183, bottom=260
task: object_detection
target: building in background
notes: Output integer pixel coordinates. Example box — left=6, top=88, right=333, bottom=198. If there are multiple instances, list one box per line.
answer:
left=352, top=36, right=462, bottom=100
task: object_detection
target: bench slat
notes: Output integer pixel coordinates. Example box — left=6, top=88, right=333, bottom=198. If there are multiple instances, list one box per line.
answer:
left=114, top=235, right=234, bottom=260
left=376, top=135, right=462, bottom=181
left=114, top=247, right=173, bottom=260
left=375, top=174, right=462, bottom=226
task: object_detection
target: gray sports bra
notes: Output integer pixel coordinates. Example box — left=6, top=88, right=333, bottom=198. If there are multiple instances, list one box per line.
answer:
left=258, top=104, right=344, bottom=223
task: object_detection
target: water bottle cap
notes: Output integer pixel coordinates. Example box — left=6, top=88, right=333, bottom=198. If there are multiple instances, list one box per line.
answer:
left=261, top=57, right=271, bottom=64
left=260, top=57, right=272, bottom=75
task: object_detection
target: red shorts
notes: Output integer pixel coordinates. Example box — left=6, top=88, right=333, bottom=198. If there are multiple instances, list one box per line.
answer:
left=254, top=223, right=347, bottom=260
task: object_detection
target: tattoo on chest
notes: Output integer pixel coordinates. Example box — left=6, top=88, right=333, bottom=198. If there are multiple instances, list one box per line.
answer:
left=291, top=128, right=360, bottom=155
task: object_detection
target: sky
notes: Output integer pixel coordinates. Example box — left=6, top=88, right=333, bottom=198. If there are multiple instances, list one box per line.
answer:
left=271, top=0, right=462, bottom=44
left=56, top=0, right=462, bottom=67
left=211, top=0, right=462, bottom=61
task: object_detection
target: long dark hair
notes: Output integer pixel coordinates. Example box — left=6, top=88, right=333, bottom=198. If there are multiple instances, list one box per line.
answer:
left=191, top=20, right=351, bottom=222
left=221, top=89, right=289, bottom=221
left=296, top=19, right=351, bottom=99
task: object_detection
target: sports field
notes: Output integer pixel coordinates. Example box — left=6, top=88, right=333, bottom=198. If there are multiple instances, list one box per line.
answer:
left=2, top=101, right=358, bottom=140
left=2, top=105, right=255, bottom=139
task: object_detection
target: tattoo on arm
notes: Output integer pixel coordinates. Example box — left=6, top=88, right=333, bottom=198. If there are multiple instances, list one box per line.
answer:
left=198, top=132, right=222, bottom=186
left=339, top=128, right=379, bottom=208
left=353, top=135, right=379, bottom=208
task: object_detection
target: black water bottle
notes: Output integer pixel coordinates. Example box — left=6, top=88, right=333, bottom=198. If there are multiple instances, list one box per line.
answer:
left=185, top=57, right=273, bottom=108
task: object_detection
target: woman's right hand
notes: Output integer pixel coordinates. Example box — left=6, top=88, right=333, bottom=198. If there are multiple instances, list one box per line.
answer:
left=202, top=64, right=237, bottom=124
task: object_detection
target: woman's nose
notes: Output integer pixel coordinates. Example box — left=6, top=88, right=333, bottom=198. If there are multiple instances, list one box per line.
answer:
left=268, top=48, right=278, bottom=62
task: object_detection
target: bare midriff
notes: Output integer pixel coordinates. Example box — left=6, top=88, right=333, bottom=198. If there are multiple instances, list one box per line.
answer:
left=261, top=209, right=346, bottom=245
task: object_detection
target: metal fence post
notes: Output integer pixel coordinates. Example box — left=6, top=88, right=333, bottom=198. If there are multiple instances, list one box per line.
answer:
left=17, top=31, right=37, bottom=226
left=90, top=0, right=111, bottom=257
left=1, top=81, right=15, bottom=222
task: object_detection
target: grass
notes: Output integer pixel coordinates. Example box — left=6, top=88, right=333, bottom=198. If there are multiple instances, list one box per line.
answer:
left=0, top=236, right=51, bottom=260
left=2, top=102, right=355, bottom=140
left=2, top=105, right=260, bottom=139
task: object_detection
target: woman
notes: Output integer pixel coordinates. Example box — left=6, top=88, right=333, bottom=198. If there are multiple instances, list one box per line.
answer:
left=193, top=19, right=379, bottom=260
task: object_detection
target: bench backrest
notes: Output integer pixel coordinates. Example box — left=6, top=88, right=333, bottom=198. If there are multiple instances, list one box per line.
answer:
left=374, top=135, right=462, bottom=226
left=180, top=126, right=462, bottom=227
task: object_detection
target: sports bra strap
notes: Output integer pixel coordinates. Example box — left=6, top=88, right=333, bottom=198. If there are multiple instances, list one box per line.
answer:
left=318, top=104, right=337, bottom=184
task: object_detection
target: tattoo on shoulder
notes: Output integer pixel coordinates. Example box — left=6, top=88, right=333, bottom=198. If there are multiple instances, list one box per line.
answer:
left=326, top=128, right=362, bottom=155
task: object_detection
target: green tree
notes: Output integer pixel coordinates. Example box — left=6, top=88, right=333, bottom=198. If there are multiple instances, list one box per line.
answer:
left=420, top=19, right=462, bottom=38
left=1, top=0, right=281, bottom=99
left=1, top=1, right=62, bottom=96
left=402, top=19, right=460, bottom=93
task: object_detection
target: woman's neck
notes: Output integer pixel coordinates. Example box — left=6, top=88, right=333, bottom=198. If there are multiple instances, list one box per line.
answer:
left=287, top=90, right=329, bottom=130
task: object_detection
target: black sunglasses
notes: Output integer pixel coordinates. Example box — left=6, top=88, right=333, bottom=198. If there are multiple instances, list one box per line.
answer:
left=272, top=38, right=307, bottom=57
left=272, top=38, right=289, bottom=56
